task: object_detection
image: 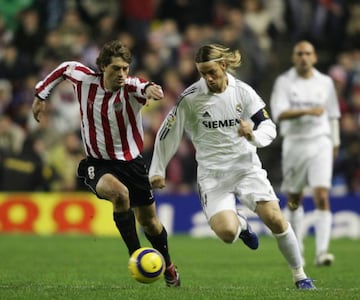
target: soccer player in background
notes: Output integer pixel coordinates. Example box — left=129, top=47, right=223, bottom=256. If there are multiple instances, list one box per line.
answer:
left=270, top=40, right=341, bottom=266
left=32, top=40, right=180, bottom=287
left=150, top=43, right=315, bottom=289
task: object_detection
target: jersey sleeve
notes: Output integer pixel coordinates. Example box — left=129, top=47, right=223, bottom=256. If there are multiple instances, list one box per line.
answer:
left=35, top=61, right=92, bottom=100
left=149, top=99, right=188, bottom=178
left=126, top=77, right=151, bottom=101
left=250, top=118, right=277, bottom=148
left=325, top=77, right=341, bottom=119
left=270, top=76, right=290, bottom=123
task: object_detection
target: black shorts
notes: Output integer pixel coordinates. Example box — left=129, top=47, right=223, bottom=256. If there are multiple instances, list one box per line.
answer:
left=77, top=156, right=154, bottom=207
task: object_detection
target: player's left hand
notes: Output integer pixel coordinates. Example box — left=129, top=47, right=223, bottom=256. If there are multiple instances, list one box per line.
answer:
left=238, top=119, right=254, bottom=141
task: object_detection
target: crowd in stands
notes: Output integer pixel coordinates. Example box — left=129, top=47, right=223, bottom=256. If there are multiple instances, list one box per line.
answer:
left=0, top=0, right=359, bottom=195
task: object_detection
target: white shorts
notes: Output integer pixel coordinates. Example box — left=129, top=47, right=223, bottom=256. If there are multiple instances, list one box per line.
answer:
left=197, top=166, right=278, bottom=221
left=281, top=135, right=333, bottom=193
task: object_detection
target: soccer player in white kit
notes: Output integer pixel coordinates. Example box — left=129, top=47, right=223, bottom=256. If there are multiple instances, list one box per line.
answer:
left=150, top=44, right=315, bottom=289
left=270, top=41, right=341, bottom=266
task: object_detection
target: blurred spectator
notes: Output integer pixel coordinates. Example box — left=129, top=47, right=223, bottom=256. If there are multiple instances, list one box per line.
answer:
left=157, top=0, right=215, bottom=33
left=0, top=133, right=53, bottom=191
left=285, top=0, right=313, bottom=41
left=35, top=29, right=72, bottom=76
left=45, top=0, right=66, bottom=30
left=0, top=14, right=13, bottom=52
left=121, top=0, right=158, bottom=56
left=344, top=2, right=360, bottom=49
left=0, top=43, right=35, bottom=91
left=92, top=12, right=119, bottom=47
left=56, top=8, right=91, bottom=54
left=242, top=0, right=273, bottom=56
left=312, top=1, right=347, bottom=48
left=140, top=49, right=166, bottom=86
left=46, top=131, right=85, bottom=191
left=46, top=81, right=81, bottom=135
left=7, top=73, right=38, bottom=129
left=12, top=7, right=46, bottom=67
left=0, top=79, right=12, bottom=114
left=0, top=114, right=26, bottom=155
left=0, top=0, right=34, bottom=30
left=147, top=19, right=182, bottom=68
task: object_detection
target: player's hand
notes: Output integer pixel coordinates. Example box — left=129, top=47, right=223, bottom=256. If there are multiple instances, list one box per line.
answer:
left=238, top=119, right=254, bottom=141
left=308, top=107, right=324, bottom=116
left=145, top=84, right=164, bottom=101
left=32, top=97, right=46, bottom=122
left=150, top=175, right=166, bottom=189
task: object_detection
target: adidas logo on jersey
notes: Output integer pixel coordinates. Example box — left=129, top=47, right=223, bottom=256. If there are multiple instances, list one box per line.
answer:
left=202, top=111, right=211, bottom=118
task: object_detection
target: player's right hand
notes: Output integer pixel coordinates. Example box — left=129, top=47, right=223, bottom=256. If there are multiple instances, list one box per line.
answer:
left=150, top=175, right=166, bottom=189
left=32, top=97, right=46, bottom=122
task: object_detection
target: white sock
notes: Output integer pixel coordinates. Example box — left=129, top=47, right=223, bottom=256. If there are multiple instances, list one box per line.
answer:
left=232, top=225, right=242, bottom=243
left=284, top=206, right=305, bottom=254
left=237, top=214, right=248, bottom=231
left=314, top=209, right=332, bottom=256
left=232, top=214, right=248, bottom=243
left=273, top=223, right=307, bottom=282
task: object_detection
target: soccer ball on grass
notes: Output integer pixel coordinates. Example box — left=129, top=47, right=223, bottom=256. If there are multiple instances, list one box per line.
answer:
left=128, top=247, right=165, bottom=284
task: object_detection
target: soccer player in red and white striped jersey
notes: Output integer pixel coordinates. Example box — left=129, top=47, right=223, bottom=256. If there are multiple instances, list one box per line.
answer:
left=32, top=40, right=180, bottom=287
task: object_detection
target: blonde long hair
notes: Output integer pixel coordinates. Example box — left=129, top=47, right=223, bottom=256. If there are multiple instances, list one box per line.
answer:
left=195, top=44, right=242, bottom=74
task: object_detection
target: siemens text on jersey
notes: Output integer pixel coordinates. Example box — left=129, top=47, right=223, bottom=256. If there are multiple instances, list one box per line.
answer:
left=202, top=118, right=240, bottom=129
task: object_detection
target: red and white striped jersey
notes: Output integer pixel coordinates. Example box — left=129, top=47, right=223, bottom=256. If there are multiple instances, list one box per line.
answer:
left=35, top=61, right=150, bottom=161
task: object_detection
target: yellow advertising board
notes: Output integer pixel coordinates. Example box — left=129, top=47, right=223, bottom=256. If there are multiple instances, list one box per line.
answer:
left=0, top=192, right=119, bottom=236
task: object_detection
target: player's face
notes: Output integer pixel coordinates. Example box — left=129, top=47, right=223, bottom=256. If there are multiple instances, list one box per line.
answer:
left=196, top=61, right=227, bottom=93
left=102, top=56, right=129, bottom=91
left=292, top=42, right=317, bottom=77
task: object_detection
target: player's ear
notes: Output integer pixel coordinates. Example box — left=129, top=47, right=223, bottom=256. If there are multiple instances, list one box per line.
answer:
left=219, top=61, right=226, bottom=71
left=313, top=52, right=318, bottom=64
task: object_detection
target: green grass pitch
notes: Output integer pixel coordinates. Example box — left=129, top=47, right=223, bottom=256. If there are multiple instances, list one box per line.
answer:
left=0, top=234, right=359, bottom=300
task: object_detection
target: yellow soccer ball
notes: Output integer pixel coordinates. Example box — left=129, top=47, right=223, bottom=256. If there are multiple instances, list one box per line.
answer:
left=128, top=247, right=165, bottom=284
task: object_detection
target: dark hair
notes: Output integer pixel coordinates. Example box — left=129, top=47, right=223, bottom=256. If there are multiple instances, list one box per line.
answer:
left=96, top=40, right=132, bottom=71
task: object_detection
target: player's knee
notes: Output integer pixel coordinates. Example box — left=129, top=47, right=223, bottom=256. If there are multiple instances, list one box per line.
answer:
left=315, top=192, right=329, bottom=210
left=316, top=198, right=329, bottom=210
left=309, top=188, right=329, bottom=210
left=215, top=227, right=238, bottom=244
left=96, top=175, right=130, bottom=208
left=112, top=189, right=129, bottom=207
left=265, top=213, right=287, bottom=234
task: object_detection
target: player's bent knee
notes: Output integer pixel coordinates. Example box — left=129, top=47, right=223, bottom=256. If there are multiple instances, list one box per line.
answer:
left=264, top=213, right=287, bottom=234
left=214, top=227, right=238, bottom=244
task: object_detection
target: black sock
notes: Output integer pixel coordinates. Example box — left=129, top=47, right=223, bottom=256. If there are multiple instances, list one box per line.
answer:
left=145, top=227, right=171, bottom=267
left=113, top=210, right=141, bottom=256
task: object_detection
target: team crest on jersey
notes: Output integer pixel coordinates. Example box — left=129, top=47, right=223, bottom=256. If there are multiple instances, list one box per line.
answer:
left=165, top=113, right=176, bottom=129
left=236, top=104, right=242, bottom=114
left=113, top=102, right=122, bottom=112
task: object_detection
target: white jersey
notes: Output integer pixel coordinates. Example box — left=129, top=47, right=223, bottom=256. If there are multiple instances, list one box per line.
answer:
left=270, top=67, right=340, bottom=140
left=35, top=61, right=150, bottom=161
left=150, top=73, right=276, bottom=178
